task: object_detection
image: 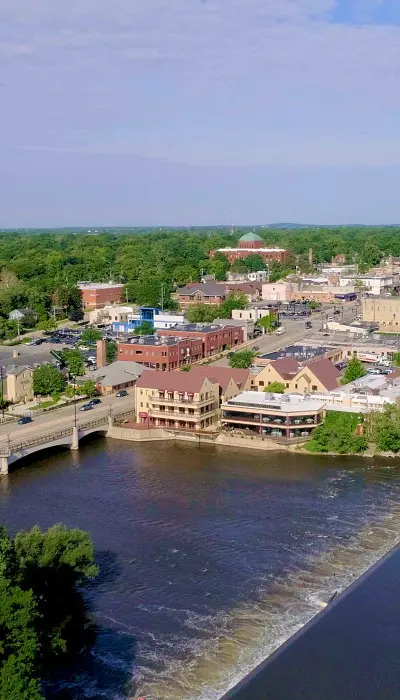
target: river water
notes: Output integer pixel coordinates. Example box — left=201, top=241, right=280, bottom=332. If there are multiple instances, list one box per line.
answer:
left=0, top=437, right=400, bottom=700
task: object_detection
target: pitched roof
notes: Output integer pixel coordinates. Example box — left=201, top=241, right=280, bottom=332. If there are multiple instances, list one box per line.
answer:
left=270, top=357, right=300, bottom=378
left=189, top=365, right=250, bottom=392
left=88, top=360, right=145, bottom=388
left=178, top=283, right=226, bottom=297
left=135, top=369, right=208, bottom=393
left=301, top=358, right=341, bottom=391
left=6, top=365, right=33, bottom=377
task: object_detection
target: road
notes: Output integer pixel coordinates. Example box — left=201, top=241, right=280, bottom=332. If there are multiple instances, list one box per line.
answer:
left=0, top=392, right=134, bottom=447
left=211, top=303, right=359, bottom=367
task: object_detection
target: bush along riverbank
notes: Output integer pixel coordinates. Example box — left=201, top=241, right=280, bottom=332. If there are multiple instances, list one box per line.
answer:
left=305, top=406, right=400, bottom=456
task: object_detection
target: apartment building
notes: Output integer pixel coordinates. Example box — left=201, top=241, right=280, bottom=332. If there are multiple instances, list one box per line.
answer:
left=177, top=283, right=226, bottom=308
left=117, top=335, right=203, bottom=370
left=221, top=391, right=325, bottom=440
left=157, top=324, right=243, bottom=356
left=5, top=365, right=34, bottom=403
left=135, top=367, right=250, bottom=430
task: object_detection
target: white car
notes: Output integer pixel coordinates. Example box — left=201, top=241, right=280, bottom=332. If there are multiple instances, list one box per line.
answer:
left=276, top=327, right=286, bottom=335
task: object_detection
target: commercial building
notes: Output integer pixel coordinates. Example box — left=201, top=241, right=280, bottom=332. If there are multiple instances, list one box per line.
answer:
left=113, top=308, right=185, bottom=333
left=325, top=373, right=400, bottom=413
left=78, top=282, right=124, bottom=310
left=221, top=391, right=325, bottom=440
left=249, top=357, right=341, bottom=394
left=227, top=270, right=268, bottom=283
left=157, top=323, right=243, bottom=356
left=117, top=335, right=204, bottom=370
left=135, top=366, right=250, bottom=431
left=362, top=297, right=400, bottom=330
left=340, top=274, right=397, bottom=296
left=89, top=304, right=138, bottom=325
left=213, top=317, right=254, bottom=342
left=210, top=232, right=288, bottom=265
left=5, top=366, right=34, bottom=403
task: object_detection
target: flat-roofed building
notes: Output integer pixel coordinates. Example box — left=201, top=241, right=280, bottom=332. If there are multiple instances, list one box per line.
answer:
left=78, top=282, right=124, bottom=309
left=158, top=323, right=243, bottom=356
left=362, top=296, right=400, bottom=330
left=117, top=335, right=204, bottom=370
left=221, top=391, right=325, bottom=440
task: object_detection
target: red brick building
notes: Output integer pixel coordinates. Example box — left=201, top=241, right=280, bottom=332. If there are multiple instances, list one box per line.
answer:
left=117, top=335, right=203, bottom=371
left=78, top=282, right=124, bottom=310
left=158, top=323, right=243, bottom=357
left=210, top=232, right=288, bottom=265
left=177, top=282, right=226, bottom=308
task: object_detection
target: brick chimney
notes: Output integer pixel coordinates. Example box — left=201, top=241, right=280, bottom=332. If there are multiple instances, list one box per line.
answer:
left=97, top=339, right=107, bottom=368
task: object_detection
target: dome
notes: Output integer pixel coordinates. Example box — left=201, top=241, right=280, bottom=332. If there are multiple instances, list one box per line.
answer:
left=238, top=231, right=263, bottom=243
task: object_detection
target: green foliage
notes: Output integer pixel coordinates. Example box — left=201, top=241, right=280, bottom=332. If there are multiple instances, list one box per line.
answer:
left=0, top=524, right=98, bottom=698
left=62, top=349, right=85, bottom=377
left=135, top=321, right=154, bottom=336
left=258, top=312, right=277, bottom=333
left=341, top=357, right=367, bottom=384
left=106, top=340, right=117, bottom=363
left=228, top=350, right=255, bottom=368
left=392, top=352, right=400, bottom=367
left=186, top=304, right=220, bottom=323
left=180, top=365, right=191, bottom=372
left=80, top=328, right=102, bottom=345
left=306, top=411, right=367, bottom=454
left=370, top=404, right=400, bottom=452
left=264, top=381, right=285, bottom=393
left=80, top=380, right=96, bottom=398
left=218, top=292, right=248, bottom=319
left=64, top=384, right=76, bottom=399
left=33, top=366, right=65, bottom=396
left=36, top=319, right=56, bottom=333
left=308, top=300, right=321, bottom=310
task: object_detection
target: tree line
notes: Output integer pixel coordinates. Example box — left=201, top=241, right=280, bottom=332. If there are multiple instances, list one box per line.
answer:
left=0, top=226, right=397, bottom=335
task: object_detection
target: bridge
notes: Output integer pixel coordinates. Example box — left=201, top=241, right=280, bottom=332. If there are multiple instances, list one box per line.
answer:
left=0, top=408, right=135, bottom=474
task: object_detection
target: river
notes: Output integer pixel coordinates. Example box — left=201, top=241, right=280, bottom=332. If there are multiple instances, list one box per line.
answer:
left=0, top=437, right=399, bottom=700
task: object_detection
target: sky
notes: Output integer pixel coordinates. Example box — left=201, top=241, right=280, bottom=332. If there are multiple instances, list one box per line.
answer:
left=1, top=0, right=400, bottom=226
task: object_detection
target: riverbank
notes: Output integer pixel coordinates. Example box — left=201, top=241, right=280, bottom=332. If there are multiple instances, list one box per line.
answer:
left=221, top=542, right=400, bottom=699
left=108, top=424, right=399, bottom=459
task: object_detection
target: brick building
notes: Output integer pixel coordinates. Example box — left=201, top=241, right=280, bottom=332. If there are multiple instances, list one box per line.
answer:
left=210, top=232, right=288, bottom=265
left=78, top=282, right=124, bottom=310
left=177, top=283, right=226, bottom=308
left=117, top=335, right=203, bottom=371
left=157, top=323, right=243, bottom=357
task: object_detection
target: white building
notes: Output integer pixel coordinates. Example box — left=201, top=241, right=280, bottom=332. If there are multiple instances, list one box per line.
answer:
left=339, top=274, right=396, bottom=295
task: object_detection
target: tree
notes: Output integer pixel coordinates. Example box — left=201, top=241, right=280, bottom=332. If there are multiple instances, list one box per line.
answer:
left=307, top=411, right=367, bottom=454
left=106, top=340, right=117, bottom=363
left=36, top=319, right=56, bottom=333
left=172, top=265, right=198, bottom=286
left=264, top=382, right=285, bottom=393
left=308, top=300, right=321, bottom=311
left=229, top=350, right=255, bottom=368
left=80, top=380, right=96, bottom=398
left=33, top=366, right=65, bottom=396
left=219, top=292, right=248, bottom=319
left=186, top=304, right=219, bottom=323
left=80, top=328, right=102, bottom=345
left=370, top=404, right=400, bottom=452
left=393, top=352, right=400, bottom=367
left=341, top=357, right=367, bottom=384
left=135, top=321, right=154, bottom=336
left=63, top=350, right=85, bottom=377
left=241, top=254, right=266, bottom=272
left=0, top=524, right=98, bottom=698
left=258, top=313, right=277, bottom=333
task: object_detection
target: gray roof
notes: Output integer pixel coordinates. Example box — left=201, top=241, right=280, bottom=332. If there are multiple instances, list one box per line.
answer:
left=6, top=364, right=33, bottom=377
left=87, top=360, right=146, bottom=388
left=178, top=283, right=226, bottom=297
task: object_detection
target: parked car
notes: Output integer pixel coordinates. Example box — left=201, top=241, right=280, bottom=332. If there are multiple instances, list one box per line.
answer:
left=116, top=390, right=128, bottom=398
left=305, top=321, right=312, bottom=329
left=17, top=416, right=32, bottom=425
left=88, top=398, right=101, bottom=406
left=276, top=327, right=286, bottom=335
left=252, top=346, right=259, bottom=351
left=79, top=404, right=93, bottom=412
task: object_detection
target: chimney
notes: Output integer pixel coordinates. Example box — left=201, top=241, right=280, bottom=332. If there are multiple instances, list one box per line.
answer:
left=308, top=248, right=313, bottom=267
left=97, top=339, right=107, bottom=368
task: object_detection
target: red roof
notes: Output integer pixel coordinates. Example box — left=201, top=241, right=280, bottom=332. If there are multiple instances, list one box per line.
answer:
left=270, top=357, right=300, bottom=378
left=136, top=366, right=250, bottom=393
left=301, top=358, right=341, bottom=391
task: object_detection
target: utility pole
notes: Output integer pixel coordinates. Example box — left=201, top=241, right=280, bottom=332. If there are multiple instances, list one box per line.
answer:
left=160, top=283, right=165, bottom=312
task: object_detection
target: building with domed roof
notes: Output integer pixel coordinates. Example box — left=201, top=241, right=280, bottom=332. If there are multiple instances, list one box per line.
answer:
left=209, top=232, right=288, bottom=265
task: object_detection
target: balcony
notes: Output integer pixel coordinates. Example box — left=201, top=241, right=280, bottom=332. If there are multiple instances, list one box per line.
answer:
left=151, top=395, right=215, bottom=408
left=221, top=412, right=321, bottom=429
left=150, top=405, right=217, bottom=420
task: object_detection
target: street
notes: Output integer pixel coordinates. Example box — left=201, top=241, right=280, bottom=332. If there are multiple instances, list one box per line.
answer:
left=0, top=392, right=134, bottom=447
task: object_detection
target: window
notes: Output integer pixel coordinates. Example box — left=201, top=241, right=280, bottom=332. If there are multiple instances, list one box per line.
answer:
left=286, top=383, right=289, bottom=388
left=312, top=385, right=318, bottom=391
left=295, top=384, right=298, bottom=389
left=140, top=402, right=143, bottom=407
left=259, top=381, right=264, bottom=387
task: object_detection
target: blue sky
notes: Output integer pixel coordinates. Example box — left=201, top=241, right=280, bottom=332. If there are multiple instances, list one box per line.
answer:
left=1, top=0, right=400, bottom=226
